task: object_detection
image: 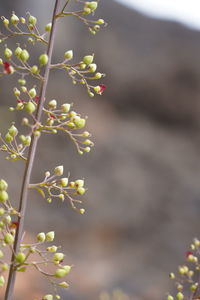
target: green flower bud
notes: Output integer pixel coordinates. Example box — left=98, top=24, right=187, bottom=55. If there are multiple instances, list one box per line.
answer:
left=169, top=272, right=175, bottom=279
left=5, top=133, right=13, bottom=143
left=11, top=14, right=19, bottom=25
left=54, top=166, right=64, bottom=176
left=69, top=181, right=75, bottom=188
left=21, top=86, right=27, bottom=93
left=22, top=118, right=29, bottom=126
left=28, top=15, right=37, bottom=25
left=34, top=130, right=41, bottom=137
left=84, top=147, right=91, bottom=153
left=83, top=55, right=94, bottom=65
left=31, top=65, right=39, bottom=74
left=48, top=99, right=57, bottom=109
left=15, top=46, right=22, bottom=57
left=3, top=18, right=9, bottom=27
left=61, top=103, right=71, bottom=113
left=29, top=88, right=37, bottom=98
left=88, top=63, right=97, bottom=73
left=88, top=92, right=95, bottom=97
left=53, top=252, right=65, bottom=262
left=46, top=231, right=55, bottom=242
left=59, top=282, right=69, bottom=288
left=37, top=232, right=46, bottom=242
left=0, top=208, right=5, bottom=216
left=94, top=72, right=102, bottom=79
left=0, top=276, right=5, bottom=287
left=79, top=63, right=87, bottom=70
left=75, top=180, right=84, bottom=188
left=20, top=49, right=30, bottom=62
left=77, top=187, right=86, bottom=195
left=83, top=139, right=93, bottom=145
left=16, top=252, right=26, bottom=264
left=86, top=1, right=98, bottom=10
left=79, top=208, right=85, bottom=214
left=45, top=23, right=52, bottom=32
left=39, top=53, right=48, bottom=66
left=64, top=50, right=73, bottom=60
left=0, top=179, right=8, bottom=191
left=4, top=48, right=13, bottom=59
left=0, top=250, right=4, bottom=258
left=43, top=295, right=53, bottom=300
left=74, top=118, right=86, bottom=129
left=59, top=178, right=68, bottom=187
left=4, top=233, right=14, bottom=244
left=96, top=19, right=105, bottom=25
left=82, top=131, right=90, bottom=137
left=3, top=215, right=11, bottom=224
left=55, top=265, right=71, bottom=278
left=47, top=245, right=57, bottom=252
left=190, top=283, right=198, bottom=292
left=83, top=7, right=92, bottom=15
left=1, top=263, right=8, bottom=271
left=24, top=136, right=31, bottom=146
left=14, top=88, right=21, bottom=97
left=0, top=191, right=8, bottom=203
left=25, top=102, right=36, bottom=114
left=9, top=124, right=18, bottom=137
left=20, top=17, right=26, bottom=24
left=176, top=292, right=184, bottom=300
left=167, top=296, right=174, bottom=300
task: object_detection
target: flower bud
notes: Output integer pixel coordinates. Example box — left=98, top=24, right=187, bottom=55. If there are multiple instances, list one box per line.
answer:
left=86, top=1, right=98, bottom=10
left=77, top=187, right=86, bottom=195
left=75, top=180, right=84, bottom=188
left=0, top=191, right=8, bottom=203
left=15, top=46, right=22, bottom=57
left=88, top=63, right=97, bottom=73
left=84, top=147, right=91, bottom=153
left=79, top=63, right=87, bottom=70
left=20, top=17, right=26, bottom=24
left=190, top=283, right=198, bottom=292
left=3, top=215, right=11, bottom=224
left=176, top=292, right=184, bottom=300
left=47, top=245, right=57, bottom=252
left=24, top=136, right=31, bottom=146
left=4, top=48, right=13, bottom=59
left=61, top=103, right=71, bottom=113
left=45, top=23, right=52, bottom=32
left=83, top=55, right=94, bottom=65
left=74, top=118, right=86, bottom=129
left=54, top=166, right=64, bottom=176
left=4, top=233, right=14, bottom=244
left=82, top=131, right=90, bottom=137
left=64, top=50, right=73, bottom=60
left=53, top=253, right=65, bottom=262
left=25, top=102, right=36, bottom=114
left=29, top=88, right=37, bottom=98
left=79, top=208, right=85, bottom=214
left=0, top=179, right=8, bottom=191
left=28, top=15, right=37, bottom=25
left=48, top=99, right=57, bottom=109
left=169, top=272, right=175, bottom=279
left=22, top=118, right=29, bottom=126
left=46, top=231, right=55, bottom=242
left=11, top=14, right=19, bottom=25
left=96, top=18, right=105, bottom=25
left=43, top=295, right=53, bottom=300
left=88, top=92, right=95, bottom=97
left=39, top=53, right=48, bottom=66
left=21, top=86, right=27, bottom=93
left=16, top=252, right=26, bottom=264
left=83, top=7, right=92, bottom=14
left=14, top=88, right=21, bottom=97
left=37, top=232, right=46, bottom=242
left=20, top=49, right=29, bottom=62
left=5, top=133, right=13, bottom=143
left=55, top=265, right=71, bottom=278
left=59, top=282, right=69, bottom=288
left=167, top=296, right=174, bottom=300
left=3, top=18, right=9, bottom=27
left=0, top=208, right=5, bottom=216
left=59, top=178, right=68, bottom=187
left=0, top=276, right=5, bottom=287
left=94, top=72, right=102, bottom=79
left=9, top=124, right=18, bottom=137
left=31, top=65, right=39, bottom=74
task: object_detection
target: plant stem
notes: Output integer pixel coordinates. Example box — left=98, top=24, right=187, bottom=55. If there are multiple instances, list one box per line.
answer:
left=4, top=1, right=62, bottom=299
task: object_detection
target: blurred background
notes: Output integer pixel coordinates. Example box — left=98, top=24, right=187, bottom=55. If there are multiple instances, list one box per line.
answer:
left=0, top=0, right=200, bottom=299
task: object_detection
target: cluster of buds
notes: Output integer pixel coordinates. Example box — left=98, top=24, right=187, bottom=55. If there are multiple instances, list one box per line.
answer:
left=166, top=238, right=200, bottom=300
left=0, top=179, right=20, bottom=287
left=29, top=166, right=86, bottom=214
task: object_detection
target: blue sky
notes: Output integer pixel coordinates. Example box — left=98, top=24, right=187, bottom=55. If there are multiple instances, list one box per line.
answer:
left=116, top=0, right=200, bottom=30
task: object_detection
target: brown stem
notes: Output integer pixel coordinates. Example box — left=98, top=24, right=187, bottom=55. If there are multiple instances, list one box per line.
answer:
left=4, top=1, right=62, bottom=299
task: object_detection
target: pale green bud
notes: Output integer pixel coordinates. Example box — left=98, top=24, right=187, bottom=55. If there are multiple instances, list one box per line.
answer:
left=39, top=53, right=48, bottom=66
left=47, top=245, right=57, bottom=252
left=14, top=88, right=21, bottom=97
left=20, top=49, right=29, bottom=62
left=167, top=296, right=174, bottom=300
left=0, top=191, right=8, bottom=203
left=61, top=103, right=71, bottom=113
left=94, top=72, right=102, bottom=79
left=176, top=292, right=184, bottom=300
left=64, top=50, right=73, bottom=60
left=46, top=231, right=55, bottom=242
left=48, top=99, right=57, bottom=109
left=31, top=65, right=39, bottom=74
left=83, top=7, right=92, bottom=15
left=5, top=133, right=13, bottom=143
left=37, top=232, right=46, bottom=242
left=29, top=88, right=36, bottom=98
left=55, top=265, right=71, bottom=278
left=11, top=14, right=19, bottom=25
left=21, top=86, right=27, bottom=93
left=88, top=63, right=97, bottom=73
left=0, top=208, right=5, bottom=216
left=43, top=295, right=53, bottom=300
left=0, top=180, right=8, bottom=191
left=3, top=18, right=9, bottom=27
left=79, top=63, right=87, bottom=70
left=74, top=118, right=86, bottom=129
left=96, top=19, right=105, bottom=25
left=79, top=208, right=85, bottom=214
left=28, top=15, right=37, bottom=25
left=4, top=233, right=14, bottom=244
left=20, top=17, right=26, bottom=24
left=2, top=263, right=8, bottom=271
left=59, top=281, right=69, bottom=288
left=59, top=178, right=68, bottom=187
left=53, top=253, right=65, bottom=262
left=15, top=46, right=22, bottom=57
left=24, top=136, right=31, bottom=146
left=169, top=272, right=175, bottom=279
left=4, top=48, right=13, bottom=59
left=83, top=139, right=93, bottom=145
left=77, top=187, right=86, bottom=195
left=75, top=179, right=84, bottom=188
left=9, top=124, right=18, bottom=137
left=83, top=55, right=94, bottom=65
left=54, top=166, right=64, bottom=176
left=190, top=283, right=198, bottom=292
left=25, top=102, right=36, bottom=114
left=16, top=252, right=26, bottom=264
left=0, top=276, right=5, bottom=287
left=86, top=1, right=98, bottom=10
left=22, top=118, right=29, bottom=126
left=88, top=92, right=95, bottom=97
left=82, top=131, right=90, bottom=137
left=3, top=216, right=11, bottom=224
left=45, top=23, right=52, bottom=32
left=84, top=147, right=91, bottom=153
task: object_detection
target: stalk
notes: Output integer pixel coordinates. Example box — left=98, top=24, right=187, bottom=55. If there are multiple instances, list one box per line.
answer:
left=4, top=1, right=62, bottom=299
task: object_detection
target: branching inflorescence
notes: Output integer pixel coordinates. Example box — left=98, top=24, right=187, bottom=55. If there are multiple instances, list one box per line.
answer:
left=0, top=1, right=106, bottom=299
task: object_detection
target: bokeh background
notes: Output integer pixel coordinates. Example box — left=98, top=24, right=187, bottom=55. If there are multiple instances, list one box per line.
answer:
left=0, top=0, right=200, bottom=299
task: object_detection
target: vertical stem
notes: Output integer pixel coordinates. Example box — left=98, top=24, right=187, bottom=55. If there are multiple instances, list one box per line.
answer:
left=5, top=1, right=62, bottom=299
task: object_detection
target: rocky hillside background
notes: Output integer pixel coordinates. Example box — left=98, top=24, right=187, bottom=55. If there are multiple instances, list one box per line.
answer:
left=0, top=0, right=200, bottom=299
